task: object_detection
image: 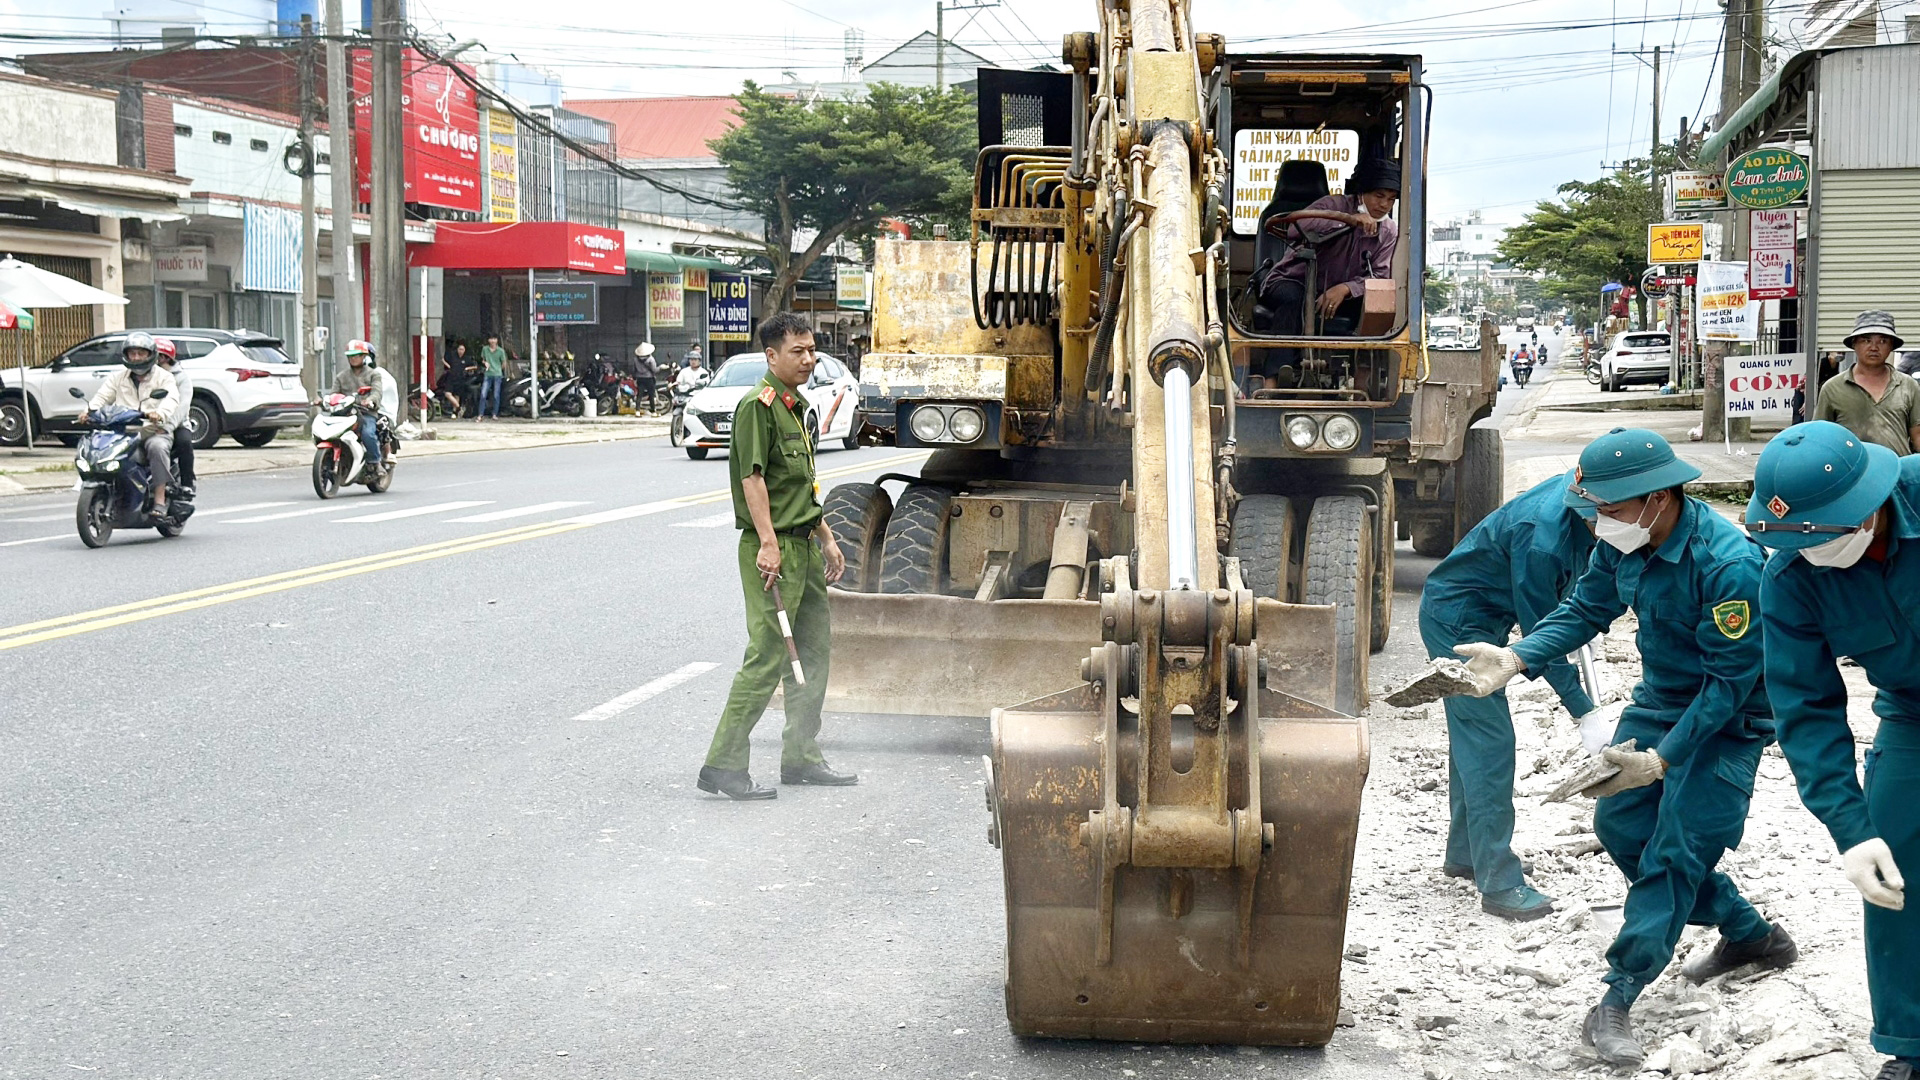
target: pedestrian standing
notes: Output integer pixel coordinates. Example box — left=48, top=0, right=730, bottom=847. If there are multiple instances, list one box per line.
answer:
left=478, top=334, right=508, bottom=420
left=1418, top=470, right=1602, bottom=921
left=633, top=342, right=659, bottom=413
left=697, top=312, right=854, bottom=801
left=1455, top=428, right=1795, bottom=1069
left=1814, top=311, right=1920, bottom=455
left=1746, top=421, right=1918, bottom=1080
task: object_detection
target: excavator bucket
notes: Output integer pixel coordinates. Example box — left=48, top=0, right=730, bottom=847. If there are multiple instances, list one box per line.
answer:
left=985, top=598, right=1371, bottom=1045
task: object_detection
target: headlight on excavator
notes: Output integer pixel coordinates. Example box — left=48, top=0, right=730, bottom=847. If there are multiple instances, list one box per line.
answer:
left=946, top=406, right=986, bottom=443
left=1322, top=414, right=1361, bottom=451
left=1285, top=416, right=1319, bottom=450
left=909, top=405, right=949, bottom=443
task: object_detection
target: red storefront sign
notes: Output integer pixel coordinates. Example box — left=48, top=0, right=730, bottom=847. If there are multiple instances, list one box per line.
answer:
left=352, top=48, right=482, bottom=214
left=412, top=221, right=628, bottom=274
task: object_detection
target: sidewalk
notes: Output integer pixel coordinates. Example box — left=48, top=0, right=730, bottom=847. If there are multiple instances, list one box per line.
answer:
left=0, top=414, right=670, bottom=496
left=1502, top=358, right=1775, bottom=501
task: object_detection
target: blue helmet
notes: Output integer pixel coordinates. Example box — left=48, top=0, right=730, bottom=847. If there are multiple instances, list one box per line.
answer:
left=1745, top=421, right=1899, bottom=550
left=1563, top=427, right=1701, bottom=508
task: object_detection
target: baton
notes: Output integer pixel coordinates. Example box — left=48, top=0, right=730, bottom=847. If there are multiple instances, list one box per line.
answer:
left=768, top=578, right=807, bottom=687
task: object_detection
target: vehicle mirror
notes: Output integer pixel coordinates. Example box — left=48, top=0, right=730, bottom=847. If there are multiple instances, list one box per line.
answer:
left=68, top=387, right=86, bottom=398
left=151, top=388, right=169, bottom=399
left=49, top=357, right=68, bottom=371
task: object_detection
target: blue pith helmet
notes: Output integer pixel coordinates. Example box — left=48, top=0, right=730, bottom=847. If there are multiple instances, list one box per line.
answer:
left=1745, top=421, right=1899, bottom=550
left=1563, top=427, right=1702, bottom=508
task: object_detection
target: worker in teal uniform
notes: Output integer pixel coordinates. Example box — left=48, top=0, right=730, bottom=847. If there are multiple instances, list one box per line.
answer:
left=1745, top=421, right=1916, bottom=1080
left=1419, top=469, right=1605, bottom=921
left=1454, top=428, right=1796, bottom=1069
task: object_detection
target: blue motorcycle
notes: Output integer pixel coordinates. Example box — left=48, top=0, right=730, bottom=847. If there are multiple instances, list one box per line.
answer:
left=69, top=387, right=194, bottom=547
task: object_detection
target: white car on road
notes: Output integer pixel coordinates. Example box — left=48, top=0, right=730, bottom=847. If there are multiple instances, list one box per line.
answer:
left=679, top=353, right=860, bottom=460
left=1601, top=330, right=1672, bottom=393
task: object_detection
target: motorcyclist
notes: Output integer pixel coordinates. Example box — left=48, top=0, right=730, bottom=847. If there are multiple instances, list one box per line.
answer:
left=78, top=330, right=180, bottom=516
left=673, top=349, right=710, bottom=394
left=331, top=339, right=386, bottom=472
left=153, top=337, right=196, bottom=496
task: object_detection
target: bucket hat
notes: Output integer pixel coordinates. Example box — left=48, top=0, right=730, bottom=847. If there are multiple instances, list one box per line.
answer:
left=1843, top=310, right=1904, bottom=350
left=1745, top=421, right=1899, bottom=550
left=1563, top=427, right=1702, bottom=508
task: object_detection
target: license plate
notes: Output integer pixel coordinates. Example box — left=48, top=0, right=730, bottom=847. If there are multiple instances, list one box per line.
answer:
left=714, top=421, right=731, bottom=433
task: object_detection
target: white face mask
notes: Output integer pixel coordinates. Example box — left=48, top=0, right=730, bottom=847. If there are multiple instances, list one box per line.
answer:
left=1595, top=495, right=1661, bottom=553
left=1801, top=524, right=1876, bottom=569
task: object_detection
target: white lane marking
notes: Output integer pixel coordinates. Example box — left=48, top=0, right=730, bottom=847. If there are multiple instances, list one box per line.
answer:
left=1, top=513, right=68, bottom=523
left=571, top=662, right=721, bottom=722
left=0, top=534, right=66, bottom=547
left=670, top=511, right=736, bottom=529
left=445, top=501, right=588, bottom=523
left=332, top=501, right=492, bottom=523
left=563, top=497, right=705, bottom=526
left=225, top=505, right=362, bottom=524
left=193, top=501, right=296, bottom=518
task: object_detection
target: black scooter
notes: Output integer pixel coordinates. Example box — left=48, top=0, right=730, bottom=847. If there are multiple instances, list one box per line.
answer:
left=70, top=387, right=195, bottom=547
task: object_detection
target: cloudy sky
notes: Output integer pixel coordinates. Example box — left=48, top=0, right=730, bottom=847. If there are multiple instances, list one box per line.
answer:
left=6, top=0, right=1907, bottom=223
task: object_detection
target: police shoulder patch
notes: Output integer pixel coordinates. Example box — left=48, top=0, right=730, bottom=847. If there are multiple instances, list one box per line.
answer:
left=1711, top=599, right=1751, bottom=640
left=757, top=386, right=776, bottom=406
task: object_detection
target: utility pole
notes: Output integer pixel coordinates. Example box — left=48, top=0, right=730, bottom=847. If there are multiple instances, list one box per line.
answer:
left=1705, top=0, right=1763, bottom=442
left=297, top=14, right=320, bottom=399
left=1650, top=45, right=1661, bottom=206
left=935, top=0, right=943, bottom=92
left=324, top=0, right=360, bottom=386
left=368, top=0, right=406, bottom=411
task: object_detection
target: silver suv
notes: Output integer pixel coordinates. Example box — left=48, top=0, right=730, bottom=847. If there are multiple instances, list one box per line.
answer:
left=1, top=328, right=308, bottom=448
left=1601, top=331, right=1671, bottom=393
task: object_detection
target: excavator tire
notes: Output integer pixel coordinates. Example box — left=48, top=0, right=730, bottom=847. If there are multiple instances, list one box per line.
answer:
left=1228, top=494, right=1295, bottom=601
left=822, top=482, right=892, bottom=593
left=1370, top=482, right=1395, bottom=654
left=877, top=484, right=952, bottom=594
left=1457, top=425, right=1503, bottom=540
left=1303, top=495, right=1373, bottom=714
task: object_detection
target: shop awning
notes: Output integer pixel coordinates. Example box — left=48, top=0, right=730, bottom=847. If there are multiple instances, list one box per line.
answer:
left=627, top=248, right=741, bottom=274
left=1695, top=48, right=1823, bottom=164
left=0, top=183, right=186, bottom=223
left=411, top=220, right=628, bottom=275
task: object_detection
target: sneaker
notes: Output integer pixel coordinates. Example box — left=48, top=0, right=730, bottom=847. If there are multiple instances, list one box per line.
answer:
left=1872, top=1060, right=1916, bottom=1080
left=1482, top=884, right=1555, bottom=921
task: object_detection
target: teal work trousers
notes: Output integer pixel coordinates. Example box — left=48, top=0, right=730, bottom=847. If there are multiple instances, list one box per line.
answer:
left=1865, top=722, right=1920, bottom=1059
left=1420, top=608, right=1527, bottom=895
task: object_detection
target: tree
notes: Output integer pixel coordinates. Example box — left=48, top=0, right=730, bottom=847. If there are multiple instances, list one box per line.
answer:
left=1423, top=267, right=1455, bottom=313
left=1498, top=145, right=1679, bottom=328
left=712, top=82, right=975, bottom=309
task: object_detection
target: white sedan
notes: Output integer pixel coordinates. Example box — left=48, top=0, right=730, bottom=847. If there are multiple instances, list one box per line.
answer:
left=679, top=352, right=861, bottom=460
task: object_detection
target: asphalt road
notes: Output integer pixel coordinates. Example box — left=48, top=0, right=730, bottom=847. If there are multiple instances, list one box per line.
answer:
left=0, top=357, right=1582, bottom=1079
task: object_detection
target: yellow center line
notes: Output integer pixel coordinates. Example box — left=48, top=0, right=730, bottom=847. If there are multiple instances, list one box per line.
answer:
left=0, top=450, right=931, bottom=650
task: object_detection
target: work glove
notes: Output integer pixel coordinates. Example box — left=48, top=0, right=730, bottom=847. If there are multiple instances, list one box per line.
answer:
left=1576, top=711, right=1618, bottom=756
left=1453, top=642, right=1523, bottom=697
left=1842, top=838, right=1907, bottom=911
left=1580, top=744, right=1668, bottom=799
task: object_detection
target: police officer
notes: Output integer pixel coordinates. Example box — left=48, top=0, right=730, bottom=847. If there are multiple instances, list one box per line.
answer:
left=1420, top=470, right=1603, bottom=921
left=1746, top=421, right=1916, bottom=1080
left=697, top=312, right=856, bottom=800
left=1455, top=428, right=1795, bottom=1068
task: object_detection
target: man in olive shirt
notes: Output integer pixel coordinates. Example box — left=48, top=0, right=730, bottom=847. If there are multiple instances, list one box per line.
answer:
left=1815, top=311, right=1919, bottom=456
left=698, top=312, right=854, bottom=800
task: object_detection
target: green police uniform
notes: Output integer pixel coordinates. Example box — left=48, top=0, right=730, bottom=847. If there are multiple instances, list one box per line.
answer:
left=703, top=374, right=832, bottom=773
left=1512, top=431, right=1776, bottom=1010
left=1748, top=424, right=1920, bottom=1067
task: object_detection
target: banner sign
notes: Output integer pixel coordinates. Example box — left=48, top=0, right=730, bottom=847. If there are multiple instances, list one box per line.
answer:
left=1230, top=128, right=1361, bottom=235
left=1668, top=170, right=1727, bottom=213
left=486, top=108, right=518, bottom=223
left=836, top=264, right=869, bottom=310
left=353, top=48, right=483, bottom=214
left=533, top=281, right=598, bottom=325
left=1648, top=222, right=1705, bottom=263
left=153, top=244, right=209, bottom=283
left=1725, top=352, right=1803, bottom=421
left=683, top=268, right=708, bottom=292
left=1696, top=260, right=1758, bottom=341
left=648, top=271, right=684, bottom=328
left=241, top=203, right=302, bottom=293
left=1748, top=208, right=1798, bottom=301
left=708, top=272, right=751, bottom=343
left=1728, top=148, right=1809, bottom=209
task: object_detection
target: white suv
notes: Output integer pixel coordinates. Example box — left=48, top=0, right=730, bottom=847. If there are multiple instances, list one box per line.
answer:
left=1600, top=331, right=1672, bottom=393
left=0, top=328, right=309, bottom=448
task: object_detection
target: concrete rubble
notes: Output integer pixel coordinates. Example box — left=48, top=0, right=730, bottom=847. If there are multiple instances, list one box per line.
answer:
left=1347, top=609, right=1881, bottom=1079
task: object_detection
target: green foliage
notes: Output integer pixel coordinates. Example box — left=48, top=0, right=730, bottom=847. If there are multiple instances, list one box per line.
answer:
left=1498, top=145, right=1680, bottom=326
left=712, top=82, right=975, bottom=307
left=1423, top=266, right=1454, bottom=312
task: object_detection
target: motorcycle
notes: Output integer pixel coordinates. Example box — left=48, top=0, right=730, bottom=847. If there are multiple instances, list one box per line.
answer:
left=504, top=371, right=589, bottom=418
left=70, top=387, right=195, bottom=547
left=667, top=369, right=710, bottom=447
left=1511, top=357, right=1533, bottom=387
left=311, top=388, right=396, bottom=498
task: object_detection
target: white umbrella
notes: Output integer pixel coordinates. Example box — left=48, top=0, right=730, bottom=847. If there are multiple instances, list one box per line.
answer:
left=0, top=255, right=128, bottom=447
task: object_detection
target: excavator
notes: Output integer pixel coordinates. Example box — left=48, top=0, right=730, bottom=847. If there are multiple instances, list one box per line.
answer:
left=817, top=0, right=1501, bottom=1046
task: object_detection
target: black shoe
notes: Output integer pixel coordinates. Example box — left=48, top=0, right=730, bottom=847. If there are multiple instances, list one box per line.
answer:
left=781, top=761, right=858, bottom=786
left=696, top=766, right=776, bottom=801
left=1681, top=923, right=1798, bottom=983
left=1582, top=1002, right=1644, bottom=1068
left=1442, top=862, right=1475, bottom=880
left=1873, top=1060, right=1916, bottom=1080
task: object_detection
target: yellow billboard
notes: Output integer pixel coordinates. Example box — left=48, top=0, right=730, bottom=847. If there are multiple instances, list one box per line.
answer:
left=1648, top=222, right=1704, bottom=263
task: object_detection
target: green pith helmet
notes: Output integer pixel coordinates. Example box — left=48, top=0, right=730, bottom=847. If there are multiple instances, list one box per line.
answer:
left=1563, top=427, right=1702, bottom=508
left=1745, top=421, right=1900, bottom=550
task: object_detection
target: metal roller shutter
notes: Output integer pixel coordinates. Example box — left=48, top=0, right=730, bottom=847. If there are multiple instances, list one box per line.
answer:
left=1816, top=168, right=1920, bottom=353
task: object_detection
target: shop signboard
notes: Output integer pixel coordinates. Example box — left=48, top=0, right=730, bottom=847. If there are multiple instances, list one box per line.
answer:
left=1648, top=222, right=1705, bottom=263
left=836, top=264, right=869, bottom=310
left=683, top=268, right=708, bottom=292
left=153, top=244, right=209, bottom=283
left=486, top=108, right=518, bottom=223
left=1748, top=208, right=1798, bottom=301
left=533, top=282, right=598, bottom=325
left=1727, top=148, right=1809, bottom=209
left=649, top=272, right=685, bottom=328
left=1696, top=260, right=1758, bottom=341
left=352, top=48, right=483, bottom=214
left=1725, top=352, right=1802, bottom=422
left=1230, top=127, right=1361, bottom=235
left=708, top=272, right=751, bottom=343
left=1667, top=170, right=1727, bottom=214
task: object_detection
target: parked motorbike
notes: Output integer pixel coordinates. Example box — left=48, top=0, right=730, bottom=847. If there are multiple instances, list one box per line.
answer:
left=311, top=389, right=396, bottom=498
left=70, top=387, right=195, bottom=547
left=504, top=372, right=589, bottom=418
